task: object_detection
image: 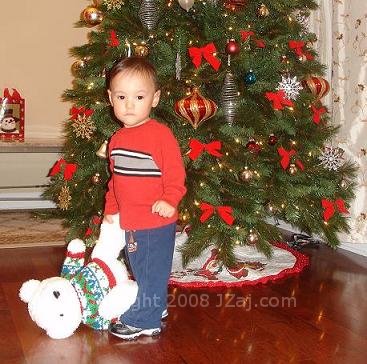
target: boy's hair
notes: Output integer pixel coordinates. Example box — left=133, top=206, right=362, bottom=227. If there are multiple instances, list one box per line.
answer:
left=107, top=56, right=159, bottom=90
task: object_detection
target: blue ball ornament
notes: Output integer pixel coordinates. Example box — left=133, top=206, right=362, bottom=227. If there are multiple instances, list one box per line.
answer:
left=244, top=70, right=256, bottom=85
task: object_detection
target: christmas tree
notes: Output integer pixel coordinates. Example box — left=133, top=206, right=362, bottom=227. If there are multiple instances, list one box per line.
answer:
left=45, top=0, right=356, bottom=267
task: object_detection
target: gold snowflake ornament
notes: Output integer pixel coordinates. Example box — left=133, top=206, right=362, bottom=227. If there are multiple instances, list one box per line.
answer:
left=58, top=185, right=72, bottom=210
left=103, top=0, right=124, bottom=10
left=71, top=114, right=96, bottom=139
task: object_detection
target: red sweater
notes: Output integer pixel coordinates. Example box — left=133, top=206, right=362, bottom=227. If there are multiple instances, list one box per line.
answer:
left=104, top=119, right=186, bottom=230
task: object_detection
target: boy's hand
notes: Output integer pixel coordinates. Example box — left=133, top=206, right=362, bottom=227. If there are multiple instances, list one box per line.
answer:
left=103, top=214, right=114, bottom=224
left=152, top=200, right=176, bottom=218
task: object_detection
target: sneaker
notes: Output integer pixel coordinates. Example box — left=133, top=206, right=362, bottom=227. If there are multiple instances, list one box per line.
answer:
left=108, top=322, right=161, bottom=340
left=161, top=309, right=168, bottom=320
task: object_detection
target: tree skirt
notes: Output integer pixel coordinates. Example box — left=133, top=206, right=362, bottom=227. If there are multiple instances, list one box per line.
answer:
left=168, top=232, right=309, bottom=288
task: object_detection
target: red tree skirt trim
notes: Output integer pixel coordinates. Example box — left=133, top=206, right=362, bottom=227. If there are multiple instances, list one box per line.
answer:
left=168, top=241, right=309, bottom=288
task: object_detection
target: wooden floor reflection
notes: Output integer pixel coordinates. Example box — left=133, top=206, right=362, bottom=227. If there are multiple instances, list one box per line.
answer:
left=1, top=244, right=366, bottom=363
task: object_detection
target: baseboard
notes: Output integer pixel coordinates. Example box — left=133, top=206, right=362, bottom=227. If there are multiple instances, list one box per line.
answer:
left=0, top=190, right=56, bottom=210
left=339, top=243, right=367, bottom=257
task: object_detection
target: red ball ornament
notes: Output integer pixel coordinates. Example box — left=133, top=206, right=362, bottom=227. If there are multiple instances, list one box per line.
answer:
left=302, top=76, right=330, bottom=101
left=225, top=39, right=240, bottom=55
left=268, top=134, right=278, bottom=146
left=246, top=139, right=261, bottom=154
left=174, top=87, right=217, bottom=129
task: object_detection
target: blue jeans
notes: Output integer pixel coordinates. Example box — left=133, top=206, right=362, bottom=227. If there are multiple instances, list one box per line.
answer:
left=121, top=222, right=176, bottom=329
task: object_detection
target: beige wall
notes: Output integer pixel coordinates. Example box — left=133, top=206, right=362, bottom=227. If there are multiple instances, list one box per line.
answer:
left=0, top=0, right=88, bottom=140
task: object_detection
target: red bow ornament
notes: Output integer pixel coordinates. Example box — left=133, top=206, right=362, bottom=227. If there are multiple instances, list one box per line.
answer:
left=49, top=158, right=78, bottom=181
left=265, top=90, right=294, bottom=110
left=311, top=104, right=327, bottom=124
left=240, top=30, right=255, bottom=41
left=109, top=30, right=120, bottom=47
left=188, top=139, right=223, bottom=160
left=3, top=88, right=21, bottom=102
left=70, top=106, right=94, bottom=120
left=321, top=198, right=349, bottom=221
left=188, top=43, right=221, bottom=71
left=240, top=30, right=266, bottom=48
left=199, top=202, right=235, bottom=225
left=277, top=147, right=304, bottom=171
left=288, top=40, right=314, bottom=61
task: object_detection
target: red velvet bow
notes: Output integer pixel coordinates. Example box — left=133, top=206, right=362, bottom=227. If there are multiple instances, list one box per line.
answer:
left=288, top=40, right=314, bottom=60
left=240, top=30, right=266, bottom=48
left=255, top=39, right=265, bottom=48
left=109, top=30, right=120, bottom=47
left=265, top=90, right=294, bottom=110
left=92, top=215, right=102, bottom=225
left=188, top=43, right=221, bottom=71
left=277, top=147, right=304, bottom=171
left=70, top=106, right=94, bottom=120
left=49, top=158, right=78, bottom=181
left=321, top=198, right=349, bottom=221
left=188, top=139, right=223, bottom=160
left=199, top=202, right=235, bottom=225
left=311, top=105, right=327, bottom=124
left=240, top=30, right=254, bottom=41
left=3, top=88, right=21, bottom=102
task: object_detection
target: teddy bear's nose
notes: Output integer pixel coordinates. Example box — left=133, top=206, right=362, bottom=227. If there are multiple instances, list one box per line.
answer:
left=53, top=291, right=60, bottom=299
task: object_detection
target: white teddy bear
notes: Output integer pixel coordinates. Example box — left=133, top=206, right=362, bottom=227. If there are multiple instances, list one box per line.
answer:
left=19, top=215, right=138, bottom=339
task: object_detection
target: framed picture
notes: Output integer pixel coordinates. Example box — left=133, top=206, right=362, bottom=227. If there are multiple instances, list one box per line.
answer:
left=0, top=89, right=25, bottom=142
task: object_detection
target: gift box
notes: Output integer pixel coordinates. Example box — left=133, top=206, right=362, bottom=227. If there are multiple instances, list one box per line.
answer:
left=0, top=88, right=25, bottom=142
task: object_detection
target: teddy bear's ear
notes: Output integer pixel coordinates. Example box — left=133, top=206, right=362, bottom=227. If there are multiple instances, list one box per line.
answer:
left=19, top=279, right=41, bottom=303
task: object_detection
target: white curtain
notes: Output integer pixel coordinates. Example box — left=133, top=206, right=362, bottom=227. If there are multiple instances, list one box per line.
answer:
left=310, top=0, right=367, bottom=243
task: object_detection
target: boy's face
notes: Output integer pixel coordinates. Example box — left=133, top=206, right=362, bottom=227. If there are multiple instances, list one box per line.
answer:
left=108, top=71, right=160, bottom=128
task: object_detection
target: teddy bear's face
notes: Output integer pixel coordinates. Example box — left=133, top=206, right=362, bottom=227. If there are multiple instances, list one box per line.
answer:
left=27, top=277, right=82, bottom=339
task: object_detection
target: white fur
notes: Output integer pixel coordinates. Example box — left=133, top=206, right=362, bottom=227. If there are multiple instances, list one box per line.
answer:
left=99, top=280, right=138, bottom=320
left=92, top=214, right=125, bottom=260
left=67, top=239, right=86, bottom=254
left=19, top=279, right=41, bottom=303
left=19, top=214, right=137, bottom=339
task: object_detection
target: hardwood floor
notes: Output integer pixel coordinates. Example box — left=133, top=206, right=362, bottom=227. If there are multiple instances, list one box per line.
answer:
left=1, top=244, right=366, bottom=364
